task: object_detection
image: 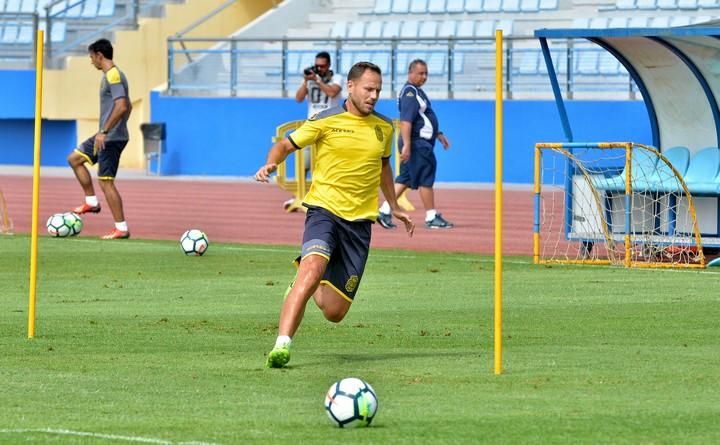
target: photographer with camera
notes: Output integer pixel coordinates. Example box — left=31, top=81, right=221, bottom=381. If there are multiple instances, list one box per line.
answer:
left=295, top=51, right=342, bottom=118
left=282, top=51, right=343, bottom=212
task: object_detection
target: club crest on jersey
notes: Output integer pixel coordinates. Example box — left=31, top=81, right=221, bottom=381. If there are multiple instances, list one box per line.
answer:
left=345, top=275, right=359, bottom=293
left=374, top=125, right=384, bottom=142
left=308, top=113, right=319, bottom=121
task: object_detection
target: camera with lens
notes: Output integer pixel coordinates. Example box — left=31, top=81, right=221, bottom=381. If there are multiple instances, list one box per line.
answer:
left=303, top=65, right=321, bottom=76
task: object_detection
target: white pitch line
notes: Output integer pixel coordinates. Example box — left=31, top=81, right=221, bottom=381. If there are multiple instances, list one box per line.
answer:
left=0, top=428, right=221, bottom=445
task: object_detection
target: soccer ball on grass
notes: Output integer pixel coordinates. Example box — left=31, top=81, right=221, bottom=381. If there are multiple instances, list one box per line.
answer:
left=46, top=212, right=83, bottom=237
left=180, top=229, right=209, bottom=256
left=324, top=377, right=378, bottom=428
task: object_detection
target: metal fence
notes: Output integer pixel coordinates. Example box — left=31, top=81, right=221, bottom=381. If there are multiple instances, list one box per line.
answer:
left=166, top=36, right=639, bottom=100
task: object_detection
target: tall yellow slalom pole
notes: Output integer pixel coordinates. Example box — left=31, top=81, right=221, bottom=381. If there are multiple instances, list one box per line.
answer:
left=28, top=30, right=44, bottom=339
left=494, top=30, right=504, bottom=375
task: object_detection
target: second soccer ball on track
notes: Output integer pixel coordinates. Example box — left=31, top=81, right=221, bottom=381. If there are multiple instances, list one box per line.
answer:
left=180, top=229, right=209, bottom=256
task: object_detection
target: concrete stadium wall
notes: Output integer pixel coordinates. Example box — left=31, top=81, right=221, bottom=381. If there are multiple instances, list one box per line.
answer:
left=148, top=92, right=651, bottom=183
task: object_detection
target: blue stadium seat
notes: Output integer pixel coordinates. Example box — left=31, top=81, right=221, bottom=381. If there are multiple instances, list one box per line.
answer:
left=370, top=51, right=390, bottom=72
left=419, top=20, right=438, bottom=38
left=329, top=21, right=347, bottom=38
left=678, top=0, right=698, bottom=8
left=539, top=0, right=558, bottom=9
left=576, top=50, right=599, bottom=74
left=477, top=20, right=495, bottom=36
left=590, top=17, right=609, bottom=28
left=82, top=0, right=100, bottom=17
left=685, top=147, right=720, bottom=194
left=608, top=16, right=628, bottom=27
left=628, top=16, right=649, bottom=26
left=651, top=16, right=671, bottom=27
left=572, top=17, right=590, bottom=28
left=670, top=15, right=691, bottom=25
left=285, top=51, right=301, bottom=75
left=383, top=20, right=400, bottom=37
left=632, top=146, right=690, bottom=192
left=465, top=0, right=482, bottom=11
left=409, top=0, right=428, bottom=13
left=438, top=19, right=456, bottom=37
left=446, top=0, right=465, bottom=13
left=400, top=20, right=419, bottom=38
left=691, top=14, right=711, bottom=22
left=5, top=0, right=21, bottom=12
left=456, top=19, right=475, bottom=37
left=517, top=50, right=540, bottom=74
left=495, top=19, right=514, bottom=35
left=427, top=51, right=445, bottom=73
left=373, top=0, right=392, bottom=14
left=594, top=147, right=659, bottom=191
left=2, top=24, right=18, bottom=42
left=636, top=0, right=657, bottom=9
left=483, top=0, right=502, bottom=12
left=66, top=0, right=83, bottom=17
left=698, top=0, right=719, bottom=8
left=502, top=0, right=521, bottom=12
left=427, top=0, right=446, bottom=13
left=598, top=52, right=621, bottom=74
left=520, top=0, right=540, bottom=12
left=347, top=21, right=365, bottom=38
left=49, top=0, right=66, bottom=15
left=657, top=0, right=678, bottom=8
left=452, top=51, right=464, bottom=74
left=616, top=0, right=636, bottom=9
left=97, top=0, right=114, bottom=16
left=37, top=0, right=52, bottom=11
left=16, top=23, right=32, bottom=42
left=365, top=21, right=383, bottom=38
left=392, top=0, right=411, bottom=13
left=20, top=0, right=35, bottom=13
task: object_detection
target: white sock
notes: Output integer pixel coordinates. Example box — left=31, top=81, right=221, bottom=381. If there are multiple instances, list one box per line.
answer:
left=115, top=221, right=128, bottom=232
left=379, top=201, right=390, bottom=214
left=274, top=335, right=292, bottom=349
left=85, top=195, right=98, bottom=206
left=426, top=209, right=438, bottom=222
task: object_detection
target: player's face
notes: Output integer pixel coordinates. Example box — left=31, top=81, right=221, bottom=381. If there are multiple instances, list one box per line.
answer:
left=315, top=57, right=330, bottom=76
left=88, top=51, right=102, bottom=70
left=347, top=69, right=382, bottom=116
left=408, top=63, right=428, bottom=87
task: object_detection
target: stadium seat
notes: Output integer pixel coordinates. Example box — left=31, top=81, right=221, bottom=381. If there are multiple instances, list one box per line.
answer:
left=598, top=52, right=621, bottom=74
left=698, top=0, right=719, bottom=8
left=286, top=51, right=301, bottom=75
left=452, top=51, right=464, bottom=73
left=373, top=0, right=392, bottom=14
left=590, top=17, right=609, bottom=28
left=476, top=20, right=494, bottom=36
left=684, top=147, right=720, bottom=195
left=517, top=50, right=540, bottom=74
left=5, top=0, right=21, bottom=12
left=37, top=0, right=52, bottom=11
left=670, top=15, right=691, bottom=25
left=97, top=0, right=114, bottom=16
left=657, top=0, right=678, bottom=8
left=651, top=16, right=671, bottom=26
left=400, top=20, right=419, bottom=38
left=495, top=19, right=514, bottom=35
left=82, top=0, right=100, bottom=18
left=576, top=50, right=600, bottom=74
left=49, top=0, right=66, bottom=15
left=539, top=0, right=559, bottom=9
left=370, top=51, right=390, bottom=72
left=365, top=20, right=383, bottom=38
left=502, top=0, right=521, bottom=12
left=383, top=20, right=400, bottom=37
left=409, top=0, right=428, bottom=13
left=456, top=20, right=475, bottom=38
left=66, top=0, right=82, bottom=17
left=520, top=0, right=540, bottom=12
left=2, top=24, right=18, bottom=43
left=636, top=0, right=657, bottom=9
left=483, top=0, right=502, bottom=12
left=427, top=51, right=445, bottom=73
left=392, top=0, right=411, bottom=13
left=347, top=21, right=365, bottom=38
left=678, top=0, right=699, bottom=8
left=616, top=0, right=636, bottom=9
left=438, top=19, right=456, bottom=37
left=608, top=16, right=628, bottom=27
left=691, top=15, right=711, bottom=23
left=594, top=147, right=659, bottom=191
left=419, top=20, right=438, bottom=38
left=16, top=23, right=32, bottom=43
left=427, top=0, right=446, bottom=13
left=329, top=20, right=347, bottom=38
left=446, top=0, right=465, bottom=13
left=20, top=0, right=35, bottom=13
left=465, top=0, right=482, bottom=11
left=634, top=146, right=691, bottom=192
left=628, top=16, right=649, bottom=27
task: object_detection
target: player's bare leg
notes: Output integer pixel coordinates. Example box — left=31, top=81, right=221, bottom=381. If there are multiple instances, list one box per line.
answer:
left=313, top=284, right=352, bottom=323
left=68, top=152, right=102, bottom=214
left=99, top=179, right=130, bottom=239
left=420, top=186, right=453, bottom=228
left=267, top=254, right=328, bottom=368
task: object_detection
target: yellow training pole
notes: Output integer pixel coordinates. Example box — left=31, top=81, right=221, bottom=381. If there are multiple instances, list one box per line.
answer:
left=28, top=30, right=44, bottom=339
left=494, top=29, right=504, bottom=375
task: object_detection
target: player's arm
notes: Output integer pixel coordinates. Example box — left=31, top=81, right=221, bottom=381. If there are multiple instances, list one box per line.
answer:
left=295, top=80, right=309, bottom=103
left=399, top=121, right=412, bottom=162
left=94, top=97, right=128, bottom=150
left=380, top=158, right=414, bottom=236
left=254, top=138, right=297, bottom=182
left=316, top=78, right=341, bottom=98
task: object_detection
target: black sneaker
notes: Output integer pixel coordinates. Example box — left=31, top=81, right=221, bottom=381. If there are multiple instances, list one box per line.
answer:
left=377, top=212, right=396, bottom=229
left=425, top=213, right=454, bottom=229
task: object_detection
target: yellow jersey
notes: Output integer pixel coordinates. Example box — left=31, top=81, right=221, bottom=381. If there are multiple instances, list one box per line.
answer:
left=288, top=103, right=394, bottom=221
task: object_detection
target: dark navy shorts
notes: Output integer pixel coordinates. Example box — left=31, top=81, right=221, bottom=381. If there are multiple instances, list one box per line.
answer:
left=395, top=140, right=437, bottom=189
left=296, top=206, right=372, bottom=302
left=74, top=136, right=128, bottom=180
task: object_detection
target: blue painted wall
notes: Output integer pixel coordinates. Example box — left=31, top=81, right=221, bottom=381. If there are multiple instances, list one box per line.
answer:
left=0, top=70, right=78, bottom=165
left=150, top=91, right=651, bottom=183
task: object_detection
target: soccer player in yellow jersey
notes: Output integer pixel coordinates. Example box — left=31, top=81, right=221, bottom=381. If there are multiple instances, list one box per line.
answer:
left=255, top=62, right=414, bottom=368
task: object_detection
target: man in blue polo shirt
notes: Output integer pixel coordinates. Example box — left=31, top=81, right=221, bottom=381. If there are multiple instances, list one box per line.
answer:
left=377, top=58, right=453, bottom=229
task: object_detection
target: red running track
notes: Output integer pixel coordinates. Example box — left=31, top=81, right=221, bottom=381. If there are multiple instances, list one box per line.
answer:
left=1, top=173, right=534, bottom=255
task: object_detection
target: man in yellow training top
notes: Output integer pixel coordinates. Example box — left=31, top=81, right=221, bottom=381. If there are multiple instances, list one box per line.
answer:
left=255, top=61, right=415, bottom=368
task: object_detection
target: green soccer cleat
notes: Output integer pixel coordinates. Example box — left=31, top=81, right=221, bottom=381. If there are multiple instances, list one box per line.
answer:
left=266, top=346, right=290, bottom=368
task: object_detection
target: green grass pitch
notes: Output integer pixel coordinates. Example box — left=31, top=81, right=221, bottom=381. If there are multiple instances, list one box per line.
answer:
left=1, top=235, right=719, bottom=444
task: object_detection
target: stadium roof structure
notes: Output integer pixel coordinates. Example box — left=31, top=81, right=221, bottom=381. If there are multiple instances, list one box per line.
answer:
left=535, top=22, right=720, bottom=152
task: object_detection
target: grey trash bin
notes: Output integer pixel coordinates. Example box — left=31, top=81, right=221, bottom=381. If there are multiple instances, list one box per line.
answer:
left=140, top=123, right=166, bottom=175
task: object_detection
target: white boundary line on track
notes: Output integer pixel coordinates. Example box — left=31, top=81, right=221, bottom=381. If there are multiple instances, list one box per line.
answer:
left=0, top=428, right=220, bottom=445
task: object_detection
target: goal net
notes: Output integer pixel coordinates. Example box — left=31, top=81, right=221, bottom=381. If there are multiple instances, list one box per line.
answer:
left=534, top=142, right=705, bottom=268
left=0, top=188, right=13, bottom=235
